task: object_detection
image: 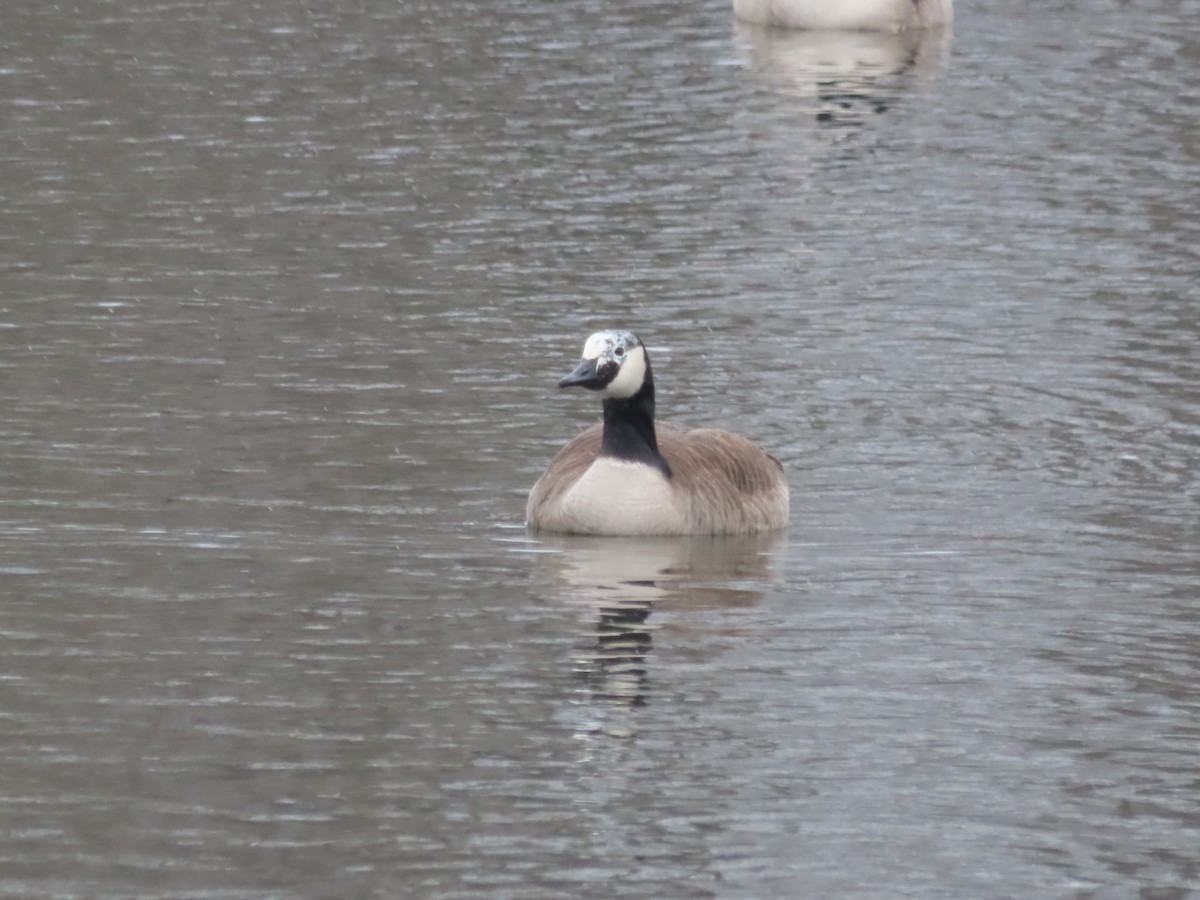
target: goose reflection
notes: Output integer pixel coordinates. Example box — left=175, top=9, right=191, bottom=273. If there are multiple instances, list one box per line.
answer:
left=733, top=23, right=951, bottom=131
left=536, top=532, right=785, bottom=714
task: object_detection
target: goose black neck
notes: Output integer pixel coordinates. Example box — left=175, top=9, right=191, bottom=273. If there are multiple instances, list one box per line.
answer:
left=599, top=371, right=671, bottom=477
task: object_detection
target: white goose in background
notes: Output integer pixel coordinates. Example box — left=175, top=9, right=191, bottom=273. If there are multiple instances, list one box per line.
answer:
left=526, top=331, right=789, bottom=536
left=733, top=0, right=953, bottom=31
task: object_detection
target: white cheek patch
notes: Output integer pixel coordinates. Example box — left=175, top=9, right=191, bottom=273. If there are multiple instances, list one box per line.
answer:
left=600, top=345, right=647, bottom=399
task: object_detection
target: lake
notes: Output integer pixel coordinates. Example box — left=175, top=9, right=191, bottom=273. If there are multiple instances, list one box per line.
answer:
left=1, top=0, right=1198, bottom=896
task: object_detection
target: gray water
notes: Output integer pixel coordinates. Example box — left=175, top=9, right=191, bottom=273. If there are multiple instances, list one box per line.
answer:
left=2, top=0, right=1198, bottom=896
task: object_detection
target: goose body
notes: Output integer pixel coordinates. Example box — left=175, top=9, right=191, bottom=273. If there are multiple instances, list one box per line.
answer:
left=526, top=331, right=789, bottom=536
left=733, top=0, right=952, bottom=32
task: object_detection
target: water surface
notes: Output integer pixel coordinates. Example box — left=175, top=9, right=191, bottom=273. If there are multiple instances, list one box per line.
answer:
left=1, top=0, right=1198, bottom=896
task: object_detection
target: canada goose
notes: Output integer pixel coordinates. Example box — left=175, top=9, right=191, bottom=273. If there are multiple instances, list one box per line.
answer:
left=733, top=0, right=952, bottom=32
left=526, top=331, right=790, bottom=536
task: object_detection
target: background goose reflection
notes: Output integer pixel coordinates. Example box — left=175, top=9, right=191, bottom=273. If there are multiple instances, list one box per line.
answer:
left=733, top=23, right=951, bottom=132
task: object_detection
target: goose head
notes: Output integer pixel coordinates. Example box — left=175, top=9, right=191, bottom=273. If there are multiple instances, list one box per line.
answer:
left=557, top=330, right=649, bottom=400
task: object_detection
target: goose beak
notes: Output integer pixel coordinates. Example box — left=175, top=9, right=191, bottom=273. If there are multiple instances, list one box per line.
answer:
left=558, top=357, right=600, bottom=389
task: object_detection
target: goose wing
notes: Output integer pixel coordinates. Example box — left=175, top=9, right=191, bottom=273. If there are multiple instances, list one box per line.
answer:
left=658, top=424, right=789, bottom=533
